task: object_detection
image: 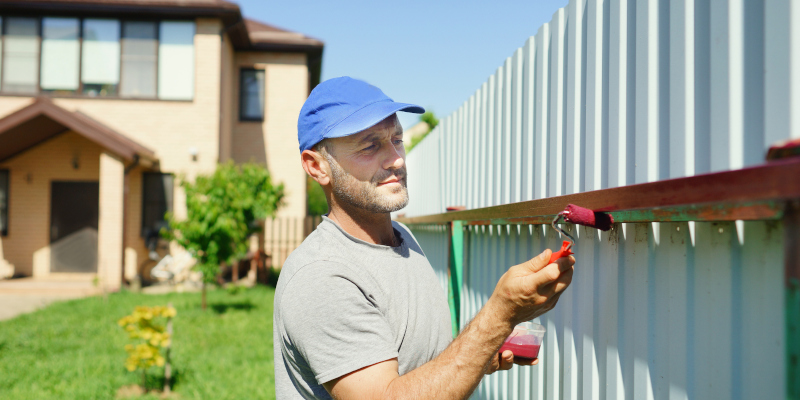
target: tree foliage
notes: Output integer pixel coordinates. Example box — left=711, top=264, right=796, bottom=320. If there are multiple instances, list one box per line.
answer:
left=420, top=110, right=439, bottom=131
left=407, top=111, right=439, bottom=152
left=307, top=176, right=328, bottom=216
left=165, top=162, right=284, bottom=297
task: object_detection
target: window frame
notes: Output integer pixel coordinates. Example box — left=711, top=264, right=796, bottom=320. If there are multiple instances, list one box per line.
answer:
left=40, top=16, right=81, bottom=94
left=140, top=172, right=174, bottom=239
left=0, top=14, right=192, bottom=102
left=119, top=20, right=160, bottom=99
left=0, top=169, right=8, bottom=237
left=1, top=16, right=42, bottom=95
left=239, top=67, right=266, bottom=122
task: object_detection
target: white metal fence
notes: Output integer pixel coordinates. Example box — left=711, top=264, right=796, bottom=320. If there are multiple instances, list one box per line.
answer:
left=409, top=221, right=784, bottom=400
left=403, top=0, right=799, bottom=217
left=402, top=0, right=799, bottom=398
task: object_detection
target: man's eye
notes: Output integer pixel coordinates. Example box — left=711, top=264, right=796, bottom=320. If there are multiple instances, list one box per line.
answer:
left=363, top=144, right=377, bottom=151
left=393, top=139, right=403, bottom=145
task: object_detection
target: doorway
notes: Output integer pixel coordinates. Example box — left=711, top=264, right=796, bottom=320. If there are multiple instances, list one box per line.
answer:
left=50, top=181, right=99, bottom=273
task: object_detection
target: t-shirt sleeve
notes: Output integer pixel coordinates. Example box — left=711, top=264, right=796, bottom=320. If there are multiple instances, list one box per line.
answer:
left=280, top=261, right=398, bottom=384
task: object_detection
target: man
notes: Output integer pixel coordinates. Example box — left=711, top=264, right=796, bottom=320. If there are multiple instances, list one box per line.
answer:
left=274, top=77, right=574, bottom=399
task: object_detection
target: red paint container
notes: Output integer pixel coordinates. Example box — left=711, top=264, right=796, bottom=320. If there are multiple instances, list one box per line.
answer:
left=498, top=321, right=546, bottom=360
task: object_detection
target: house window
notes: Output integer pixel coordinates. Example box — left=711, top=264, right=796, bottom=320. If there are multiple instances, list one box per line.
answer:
left=0, top=16, right=195, bottom=100
left=158, top=21, right=195, bottom=100
left=121, top=21, right=157, bottom=98
left=0, top=169, right=8, bottom=236
left=2, top=17, right=39, bottom=94
left=239, top=68, right=265, bottom=121
left=141, top=173, right=174, bottom=240
left=81, top=19, right=120, bottom=96
left=41, top=17, right=80, bottom=93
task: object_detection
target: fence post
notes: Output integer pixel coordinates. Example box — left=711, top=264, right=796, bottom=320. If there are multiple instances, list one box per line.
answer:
left=786, top=200, right=800, bottom=398
left=448, top=220, right=465, bottom=337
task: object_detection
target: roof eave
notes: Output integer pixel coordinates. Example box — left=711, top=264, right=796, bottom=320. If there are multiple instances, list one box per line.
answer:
left=0, top=1, right=242, bottom=25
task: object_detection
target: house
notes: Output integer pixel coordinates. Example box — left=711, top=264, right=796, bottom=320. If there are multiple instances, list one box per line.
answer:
left=0, top=0, right=324, bottom=289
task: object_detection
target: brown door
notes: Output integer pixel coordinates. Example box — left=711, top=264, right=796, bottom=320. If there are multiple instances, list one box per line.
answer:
left=50, top=181, right=99, bottom=273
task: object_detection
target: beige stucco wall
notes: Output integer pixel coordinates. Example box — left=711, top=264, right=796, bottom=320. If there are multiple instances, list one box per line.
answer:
left=0, top=132, right=103, bottom=277
left=123, top=168, right=147, bottom=282
left=231, top=52, right=309, bottom=218
left=219, top=33, right=235, bottom=163
left=98, top=152, right=124, bottom=290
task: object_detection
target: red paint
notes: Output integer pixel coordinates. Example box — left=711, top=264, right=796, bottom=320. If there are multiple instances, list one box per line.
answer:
left=549, top=240, right=574, bottom=264
left=499, top=333, right=542, bottom=359
left=564, top=204, right=614, bottom=231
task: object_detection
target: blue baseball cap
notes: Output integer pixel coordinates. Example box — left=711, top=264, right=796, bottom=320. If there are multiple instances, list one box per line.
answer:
left=298, top=76, right=425, bottom=152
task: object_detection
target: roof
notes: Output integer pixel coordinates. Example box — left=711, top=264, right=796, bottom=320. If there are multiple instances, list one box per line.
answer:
left=0, top=0, right=239, bottom=12
left=0, top=98, right=157, bottom=164
left=244, top=18, right=323, bottom=52
left=0, top=0, right=324, bottom=53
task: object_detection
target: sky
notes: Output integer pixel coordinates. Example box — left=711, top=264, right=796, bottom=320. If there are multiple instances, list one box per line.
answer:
left=234, top=0, right=569, bottom=130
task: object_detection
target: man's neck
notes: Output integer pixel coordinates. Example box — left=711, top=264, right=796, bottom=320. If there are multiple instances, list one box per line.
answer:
left=327, top=204, right=398, bottom=247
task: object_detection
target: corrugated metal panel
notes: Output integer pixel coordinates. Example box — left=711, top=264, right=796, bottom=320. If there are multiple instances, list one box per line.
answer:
left=454, top=221, right=784, bottom=400
left=401, top=0, right=797, bottom=398
left=408, top=225, right=450, bottom=297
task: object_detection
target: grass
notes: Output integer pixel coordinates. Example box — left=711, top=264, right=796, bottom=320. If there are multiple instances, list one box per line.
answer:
left=0, top=286, right=276, bottom=400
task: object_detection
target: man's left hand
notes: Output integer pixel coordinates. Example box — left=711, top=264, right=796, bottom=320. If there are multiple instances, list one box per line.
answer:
left=485, top=350, right=539, bottom=375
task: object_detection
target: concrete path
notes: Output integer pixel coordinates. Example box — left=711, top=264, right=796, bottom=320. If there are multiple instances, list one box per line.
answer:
left=0, top=278, right=102, bottom=321
left=0, top=293, right=87, bottom=321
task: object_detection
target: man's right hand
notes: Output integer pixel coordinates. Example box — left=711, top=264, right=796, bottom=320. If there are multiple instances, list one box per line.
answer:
left=488, top=249, right=575, bottom=328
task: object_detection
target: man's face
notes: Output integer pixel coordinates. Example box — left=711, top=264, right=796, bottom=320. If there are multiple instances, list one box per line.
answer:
left=323, top=115, right=408, bottom=214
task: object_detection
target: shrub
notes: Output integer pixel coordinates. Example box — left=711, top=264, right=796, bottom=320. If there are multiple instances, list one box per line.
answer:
left=117, top=305, right=176, bottom=391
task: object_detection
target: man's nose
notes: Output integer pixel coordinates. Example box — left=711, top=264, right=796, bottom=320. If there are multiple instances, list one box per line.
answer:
left=382, top=143, right=405, bottom=171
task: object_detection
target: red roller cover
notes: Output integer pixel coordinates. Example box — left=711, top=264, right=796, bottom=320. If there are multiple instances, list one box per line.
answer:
left=563, top=204, right=614, bottom=231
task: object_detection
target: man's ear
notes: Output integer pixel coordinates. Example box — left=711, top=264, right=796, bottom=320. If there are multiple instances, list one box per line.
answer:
left=301, top=149, right=331, bottom=186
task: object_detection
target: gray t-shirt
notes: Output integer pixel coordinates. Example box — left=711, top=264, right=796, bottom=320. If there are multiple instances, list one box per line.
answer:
left=273, top=217, right=452, bottom=399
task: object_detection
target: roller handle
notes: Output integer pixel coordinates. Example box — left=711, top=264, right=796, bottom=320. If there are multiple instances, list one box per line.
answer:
left=549, top=240, right=574, bottom=264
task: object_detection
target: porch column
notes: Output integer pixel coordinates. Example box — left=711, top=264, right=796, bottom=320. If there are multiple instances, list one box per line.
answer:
left=98, top=151, right=124, bottom=291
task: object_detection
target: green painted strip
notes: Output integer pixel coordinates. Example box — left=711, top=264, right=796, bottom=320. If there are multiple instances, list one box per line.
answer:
left=448, top=221, right=465, bottom=338
left=788, top=277, right=800, bottom=400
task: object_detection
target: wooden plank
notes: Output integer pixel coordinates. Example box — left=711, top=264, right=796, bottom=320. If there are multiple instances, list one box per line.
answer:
left=395, top=156, right=800, bottom=225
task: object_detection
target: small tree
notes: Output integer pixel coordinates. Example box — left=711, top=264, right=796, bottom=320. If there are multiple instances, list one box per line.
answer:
left=118, top=305, right=176, bottom=392
left=165, top=162, right=284, bottom=309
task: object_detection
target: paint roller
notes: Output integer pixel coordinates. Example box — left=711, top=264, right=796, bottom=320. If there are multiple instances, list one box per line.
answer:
left=548, top=204, right=614, bottom=264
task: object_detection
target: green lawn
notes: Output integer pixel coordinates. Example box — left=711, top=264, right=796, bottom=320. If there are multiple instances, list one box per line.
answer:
left=0, top=286, right=277, bottom=400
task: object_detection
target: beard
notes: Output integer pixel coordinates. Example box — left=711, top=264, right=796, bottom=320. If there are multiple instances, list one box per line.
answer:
left=324, top=152, right=409, bottom=214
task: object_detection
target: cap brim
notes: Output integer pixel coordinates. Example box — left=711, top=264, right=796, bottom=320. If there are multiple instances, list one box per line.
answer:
left=324, top=101, right=425, bottom=140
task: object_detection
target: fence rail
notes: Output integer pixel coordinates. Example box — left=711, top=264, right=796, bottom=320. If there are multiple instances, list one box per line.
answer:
left=398, top=0, right=800, bottom=398
left=263, top=216, right=322, bottom=269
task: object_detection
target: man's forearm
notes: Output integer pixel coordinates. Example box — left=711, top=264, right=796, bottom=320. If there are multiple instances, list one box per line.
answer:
left=382, top=298, right=514, bottom=400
